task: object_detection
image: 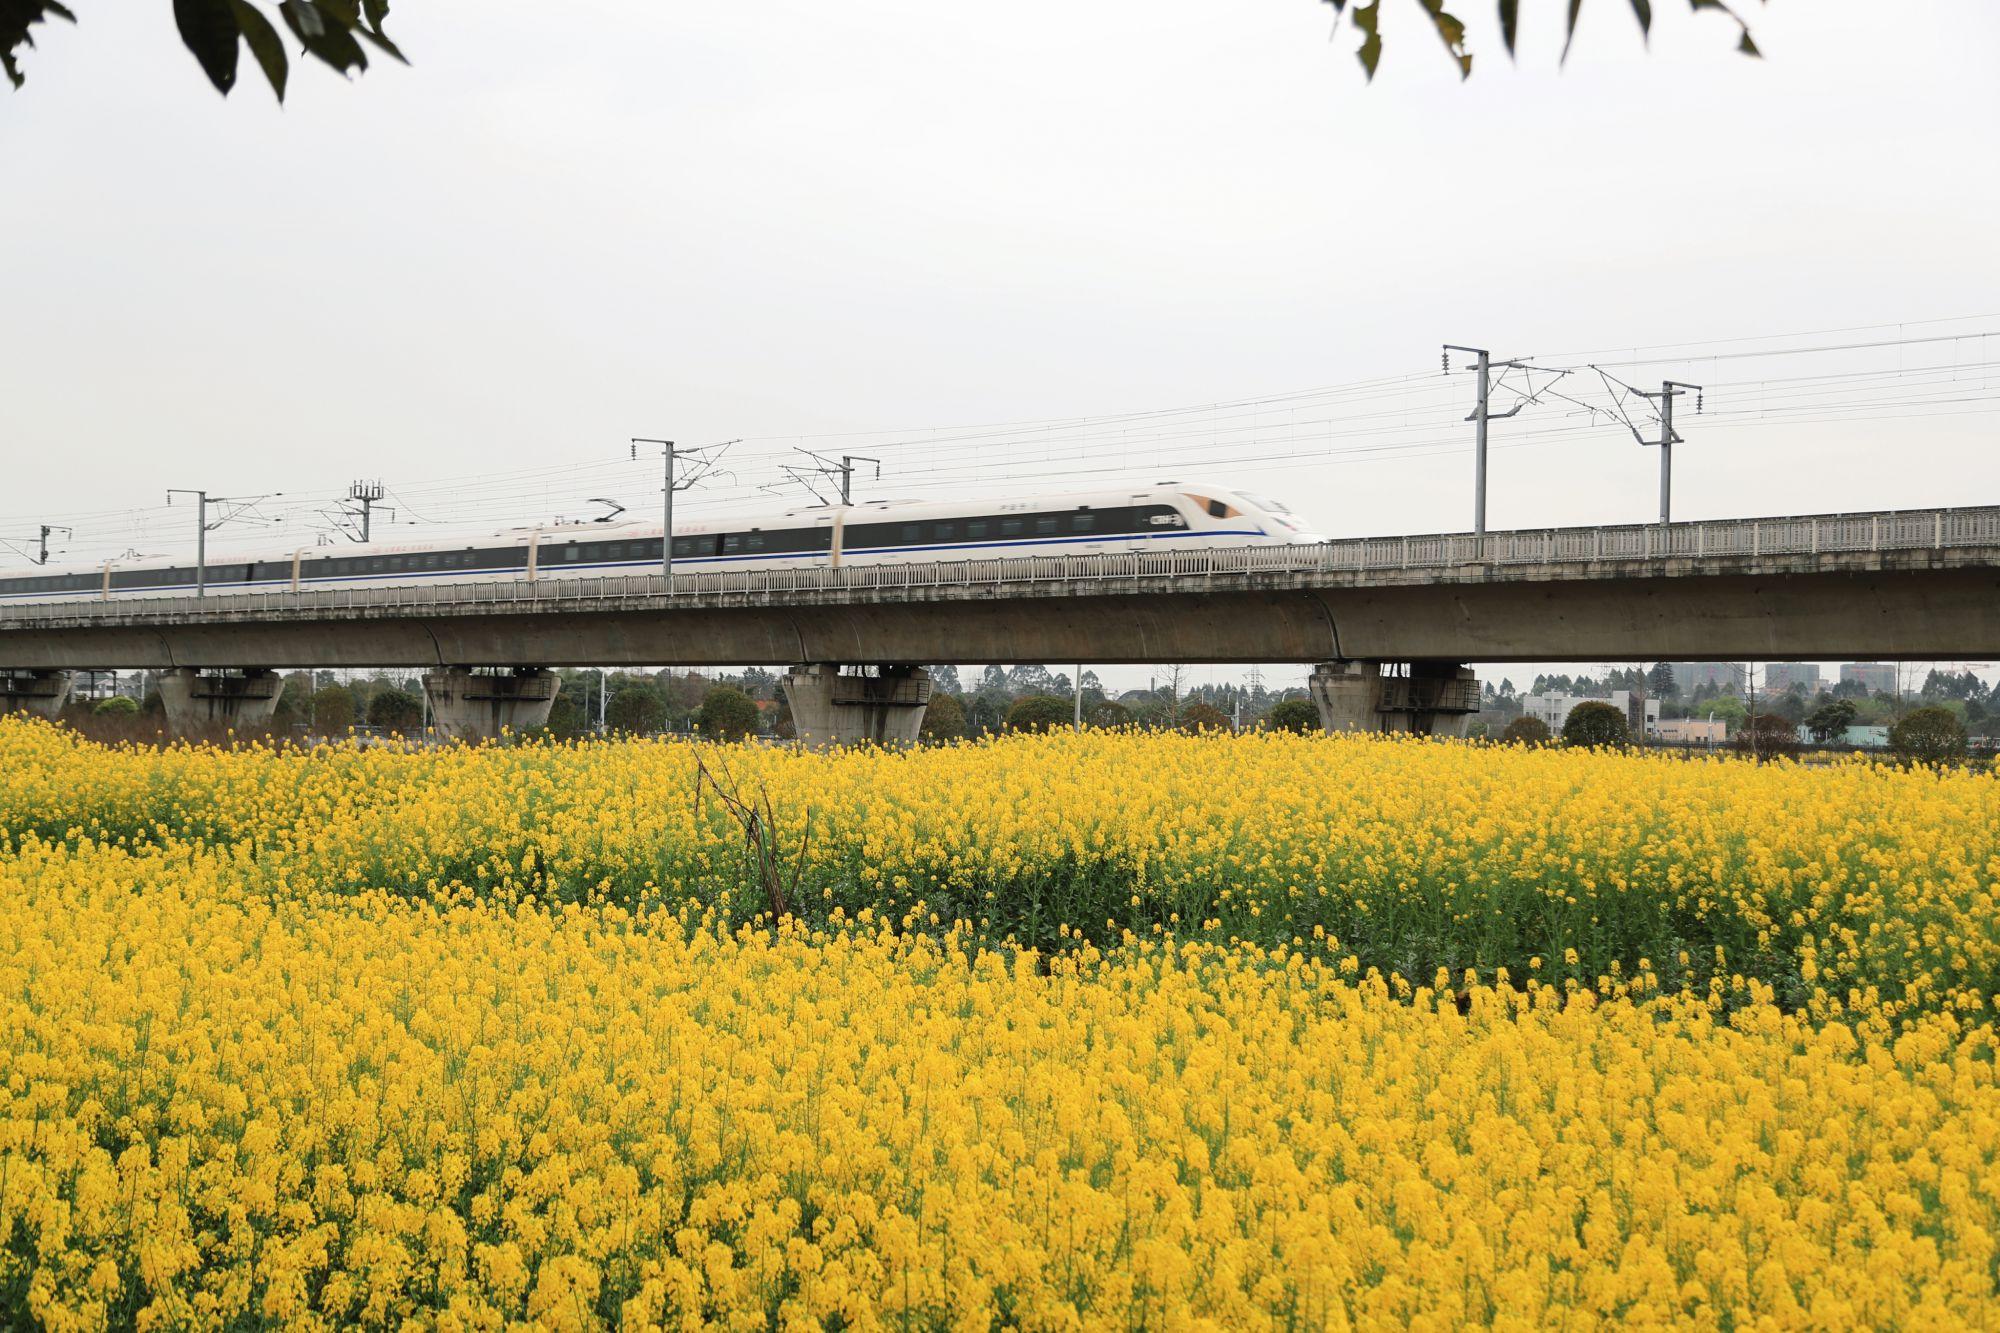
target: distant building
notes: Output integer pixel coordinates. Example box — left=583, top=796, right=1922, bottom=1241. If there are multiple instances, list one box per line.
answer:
left=1840, top=663, right=1899, bottom=695
left=1523, top=690, right=1660, bottom=736
left=1762, top=663, right=1821, bottom=693
left=1669, top=662, right=1740, bottom=695
left=1654, top=717, right=1727, bottom=745
left=1844, top=724, right=1891, bottom=749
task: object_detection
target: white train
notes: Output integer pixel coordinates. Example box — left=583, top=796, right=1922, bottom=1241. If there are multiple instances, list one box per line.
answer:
left=0, top=481, right=1319, bottom=605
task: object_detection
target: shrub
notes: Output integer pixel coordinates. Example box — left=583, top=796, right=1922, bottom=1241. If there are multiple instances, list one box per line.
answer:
left=1005, top=694, right=1073, bottom=734
left=1263, top=699, right=1320, bottom=734
left=919, top=692, right=966, bottom=742
left=367, top=687, right=423, bottom=733
left=1499, top=716, right=1552, bottom=746
left=607, top=685, right=668, bottom=735
left=91, top=695, right=140, bottom=718
left=1890, top=706, right=1967, bottom=766
left=1179, top=701, right=1230, bottom=734
left=1561, top=703, right=1628, bottom=748
left=697, top=686, right=761, bottom=741
left=1087, top=701, right=1131, bottom=729
left=310, top=684, right=355, bottom=734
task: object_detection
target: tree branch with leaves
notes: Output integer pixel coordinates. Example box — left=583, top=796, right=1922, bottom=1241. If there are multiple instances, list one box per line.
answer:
left=2, top=0, right=402, bottom=97
left=1326, top=0, right=1759, bottom=78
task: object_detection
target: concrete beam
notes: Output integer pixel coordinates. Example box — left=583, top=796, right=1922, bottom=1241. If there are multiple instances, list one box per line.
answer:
left=1309, top=661, right=1479, bottom=737
left=0, top=669, right=72, bottom=718
left=2, top=558, right=1997, bottom=671
left=783, top=663, right=930, bottom=749
left=423, top=667, right=559, bottom=743
left=157, top=668, right=281, bottom=734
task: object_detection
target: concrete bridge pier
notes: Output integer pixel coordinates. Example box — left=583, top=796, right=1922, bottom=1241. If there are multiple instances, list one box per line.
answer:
left=0, top=669, right=73, bottom=718
left=1309, top=661, right=1480, bottom=737
left=783, top=663, right=932, bottom=748
left=423, top=667, right=560, bottom=742
left=158, top=667, right=282, bottom=733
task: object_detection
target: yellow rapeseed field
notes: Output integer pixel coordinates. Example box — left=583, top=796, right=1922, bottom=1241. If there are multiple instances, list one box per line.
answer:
left=2, top=717, right=1999, bottom=1327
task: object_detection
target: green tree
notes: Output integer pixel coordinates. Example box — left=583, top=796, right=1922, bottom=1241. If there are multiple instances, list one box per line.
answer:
left=1179, top=701, right=1230, bottom=733
left=1004, top=694, right=1072, bottom=734
left=919, top=692, right=967, bottom=742
left=697, top=686, right=761, bottom=741
left=607, top=684, right=668, bottom=734
left=1561, top=701, right=1628, bottom=748
left=1646, top=662, right=1678, bottom=700
left=1889, top=706, right=1968, bottom=766
left=310, top=684, right=355, bottom=734
left=92, top=695, right=138, bottom=717
left=1805, top=698, right=1858, bottom=744
left=1264, top=699, right=1321, bottom=734
left=540, top=691, right=590, bottom=741
left=1087, top=700, right=1131, bottom=730
left=366, top=686, right=422, bottom=733
left=1499, top=715, right=1552, bottom=745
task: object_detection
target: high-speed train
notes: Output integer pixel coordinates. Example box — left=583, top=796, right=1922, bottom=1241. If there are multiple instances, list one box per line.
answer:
left=0, top=481, right=1320, bottom=605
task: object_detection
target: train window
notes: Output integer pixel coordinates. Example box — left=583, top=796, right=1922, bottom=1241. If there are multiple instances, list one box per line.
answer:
left=606, top=545, right=623, bottom=559
left=934, top=521, right=957, bottom=541
left=1070, top=513, right=1096, bottom=532
left=370, top=559, right=385, bottom=572
left=563, top=546, right=580, bottom=561
left=1034, top=516, right=1058, bottom=535
left=895, top=524, right=918, bottom=544
left=722, top=534, right=742, bottom=554
left=966, top=520, right=989, bottom=540
left=1206, top=499, right=1229, bottom=518
left=1000, top=518, right=1024, bottom=537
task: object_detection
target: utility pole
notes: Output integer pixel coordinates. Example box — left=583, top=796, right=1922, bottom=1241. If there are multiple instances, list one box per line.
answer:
left=1442, top=345, right=1535, bottom=535
left=347, top=480, right=389, bottom=542
left=166, top=490, right=280, bottom=598
left=2, top=524, right=72, bottom=566
left=1629, top=381, right=1703, bottom=525
left=839, top=455, right=879, bottom=506
left=632, top=437, right=737, bottom=586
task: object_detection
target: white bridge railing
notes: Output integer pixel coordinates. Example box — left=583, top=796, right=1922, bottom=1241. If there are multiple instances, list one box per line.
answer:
left=4, top=505, right=1997, bottom=626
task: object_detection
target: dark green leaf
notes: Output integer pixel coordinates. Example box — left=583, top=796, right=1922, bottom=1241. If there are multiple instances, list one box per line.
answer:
left=1417, top=0, right=1472, bottom=78
left=1498, top=0, right=1519, bottom=56
left=355, top=23, right=404, bottom=63
left=1561, top=0, right=1584, bottom=63
left=229, top=0, right=287, bottom=100
left=278, top=0, right=325, bottom=41
left=360, top=0, right=389, bottom=33
left=1353, top=0, right=1381, bottom=78
left=279, top=0, right=367, bottom=75
left=174, top=0, right=239, bottom=94
left=1739, top=28, right=1760, bottom=57
left=1629, top=0, right=1653, bottom=37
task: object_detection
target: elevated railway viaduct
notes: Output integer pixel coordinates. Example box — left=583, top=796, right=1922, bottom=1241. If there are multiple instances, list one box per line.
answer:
left=3, top=506, right=1996, bottom=743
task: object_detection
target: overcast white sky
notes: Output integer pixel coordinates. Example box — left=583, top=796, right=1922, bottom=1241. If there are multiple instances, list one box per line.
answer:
left=4, top=0, right=1998, bottom=688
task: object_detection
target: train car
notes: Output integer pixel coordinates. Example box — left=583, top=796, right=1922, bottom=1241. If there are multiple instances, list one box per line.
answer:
left=0, top=481, right=1320, bottom=605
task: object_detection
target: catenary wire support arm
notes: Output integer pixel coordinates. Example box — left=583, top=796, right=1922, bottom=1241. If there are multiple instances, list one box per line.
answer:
left=631, top=437, right=737, bottom=585
left=0, top=524, right=71, bottom=566
left=165, top=490, right=281, bottom=599
left=1443, top=345, right=1557, bottom=536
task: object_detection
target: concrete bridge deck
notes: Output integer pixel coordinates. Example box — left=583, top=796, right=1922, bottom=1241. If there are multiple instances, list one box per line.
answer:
left=2, top=506, right=1996, bottom=669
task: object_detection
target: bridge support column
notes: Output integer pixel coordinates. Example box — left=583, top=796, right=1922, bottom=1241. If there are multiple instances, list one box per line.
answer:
left=0, top=670, right=73, bottom=718
left=1309, top=661, right=1479, bottom=737
left=782, top=663, right=931, bottom=749
left=158, top=668, right=282, bottom=733
left=423, top=667, right=559, bottom=742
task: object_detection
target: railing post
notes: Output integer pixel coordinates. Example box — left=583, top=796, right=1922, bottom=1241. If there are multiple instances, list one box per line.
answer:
left=1935, top=512, right=1943, bottom=549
